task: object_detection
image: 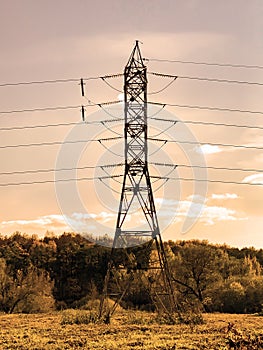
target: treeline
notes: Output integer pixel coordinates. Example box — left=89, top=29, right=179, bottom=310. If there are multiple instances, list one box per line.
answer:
left=0, top=232, right=262, bottom=314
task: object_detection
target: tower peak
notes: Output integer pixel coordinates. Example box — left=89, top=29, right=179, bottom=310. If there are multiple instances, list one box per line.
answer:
left=126, top=41, right=145, bottom=69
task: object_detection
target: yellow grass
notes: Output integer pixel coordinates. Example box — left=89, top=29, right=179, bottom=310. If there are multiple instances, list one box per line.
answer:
left=0, top=311, right=262, bottom=349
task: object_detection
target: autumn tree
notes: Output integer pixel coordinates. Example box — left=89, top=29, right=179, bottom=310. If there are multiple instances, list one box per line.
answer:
left=0, top=257, right=54, bottom=313
left=169, top=240, right=225, bottom=311
left=213, top=255, right=263, bottom=313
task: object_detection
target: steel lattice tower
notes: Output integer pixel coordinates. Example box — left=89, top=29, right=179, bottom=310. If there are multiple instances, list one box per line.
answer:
left=99, top=41, right=178, bottom=320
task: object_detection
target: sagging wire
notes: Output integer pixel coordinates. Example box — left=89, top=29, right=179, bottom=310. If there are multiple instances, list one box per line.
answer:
left=149, top=163, right=178, bottom=184
left=101, top=77, right=123, bottom=93
left=97, top=103, right=123, bottom=120
left=100, top=165, right=124, bottom=185
left=149, top=121, right=177, bottom=138
left=148, top=77, right=178, bottom=95
left=100, top=121, right=123, bottom=137
left=98, top=178, right=122, bottom=195
left=148, top=140, right=168, bottom=157
left=98, top=137, right=124, bottom=158
left=152, top=177, right=170, bottom=192
left=148, top=103, right=166, bottom=118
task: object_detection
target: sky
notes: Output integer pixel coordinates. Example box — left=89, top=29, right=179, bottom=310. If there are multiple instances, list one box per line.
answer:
left=0, top=0, right=263, bottom=248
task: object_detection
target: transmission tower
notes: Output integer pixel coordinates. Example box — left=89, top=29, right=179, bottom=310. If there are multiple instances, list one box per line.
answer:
left=99, top=41, right=178, bottom=320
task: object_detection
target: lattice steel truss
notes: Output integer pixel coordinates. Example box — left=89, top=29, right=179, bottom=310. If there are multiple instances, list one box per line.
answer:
left=99, top=41, right=178, bottom=321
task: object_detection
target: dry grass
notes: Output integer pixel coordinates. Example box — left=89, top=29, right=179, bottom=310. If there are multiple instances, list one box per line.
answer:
left=0, top=311, right=262, bottom=349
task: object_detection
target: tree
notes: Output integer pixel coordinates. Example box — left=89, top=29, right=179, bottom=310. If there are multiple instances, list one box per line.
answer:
left=219, top=280, right=246, bottom=313
left=0, top=258, right=12, bottom=312
left=211, top=255, right=263, bottom=313
left=0, top=258, right=54, bottom=313
left=170, top=240, right=225, bottom=311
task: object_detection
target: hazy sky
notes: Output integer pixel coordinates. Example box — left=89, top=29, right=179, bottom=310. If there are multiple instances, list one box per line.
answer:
left=0, top=1, right=263, bottom=248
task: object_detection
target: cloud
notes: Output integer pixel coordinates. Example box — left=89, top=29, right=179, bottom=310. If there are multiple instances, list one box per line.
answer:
left=242, top=174, right=263, bottom=185
left=155, top=198, right=178, bottom=206
left=195, top=144, right=222, bottom=155
left=211, top=193, right=239, bottom=200
left=0, top=211, right=117, bottom=235
left=187, top=194, right=208, bottom=203
left=200, top=206, right=241, bottom=226
left=1, top=215, right=67, bottom=228
left=0, top=215, right=71, bottom=234
left=178, top=201, right=244, bottom=226
left=155, top=196, right=245, bottom=227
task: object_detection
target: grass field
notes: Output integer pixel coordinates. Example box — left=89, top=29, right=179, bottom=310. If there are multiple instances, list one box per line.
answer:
left=0, top=311, right=262, bottom=350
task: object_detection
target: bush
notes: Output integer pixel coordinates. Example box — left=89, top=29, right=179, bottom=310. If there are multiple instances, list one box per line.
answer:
left=61, top=309, right=99, bottom=325
left=17, top=295, right=55, bottom=313
left=225, top=323, right=263, bottom=349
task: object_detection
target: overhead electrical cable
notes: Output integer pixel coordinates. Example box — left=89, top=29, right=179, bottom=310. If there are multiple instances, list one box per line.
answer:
left=148, top=77, right=178, bottom=95
left=0, top=105, right=81, bottom=115
left=151, top=176, right=263, bottom=187
left=101, top=77, right=123, bottom=93
left=0, top=73, right=123, bottom=88
left=150, top=121, right=178, bottom=137
left=148, top=137, right=263, bottom=151
left=150, top=162, right=263, bottom=173
left=144, top=58, right=263, bottom=70
left=0, top=136, right=261, bottom=151
left=98, top=178, right=122, bottom=195
left=1, top=101, right=263, bottom=117
left=0, top=163, right=124, bottom=176
left=149, top=101, right=263, bottom=116
left=0, top=101, right=121, bottom=116
left=0, top=175, right=123, bottom=187
left=0, top=136, right=122, bottom=150
left=149, top=71, right=263, bottom=87
left=0, top=175, right=261, bottom=187
left=0, top=122, right=78, bottom=131
left=1, top=162, right=262, bottom=178
left=1, top=116, right=263, bottom=132
left=149, top=116, right=263, bottom=131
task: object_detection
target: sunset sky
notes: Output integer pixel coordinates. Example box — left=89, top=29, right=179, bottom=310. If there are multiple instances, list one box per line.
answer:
left=0, top=0, right=262, bottom=248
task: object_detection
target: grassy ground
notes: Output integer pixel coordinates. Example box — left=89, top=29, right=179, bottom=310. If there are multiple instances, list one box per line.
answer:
left=0, top=311, right=262, bottom=350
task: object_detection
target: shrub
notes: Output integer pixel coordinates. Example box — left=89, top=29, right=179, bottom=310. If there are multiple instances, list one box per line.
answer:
left=61, top=309, right=99, bottom=325
left=225, top=323, right=263, bottom=349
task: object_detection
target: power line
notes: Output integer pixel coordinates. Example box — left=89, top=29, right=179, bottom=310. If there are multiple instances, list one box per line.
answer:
left=149, top=71, right=263, bottom=87
left=0, top=122, right=77, bottom=131
left=149, top=137, right=263, bottom=151
left=151, top=162, right=263, bottom=173
left=1, top=100, right=263, bottom=117
left=0, top=137, right=122, bottom=150
left=0, top=118, right=123, bottom=132
left=1, top=115, right=263, bottom=133
left=0, top=139, right=96, bottom=150
left=144, top=58, right=263, bottom=70
left=152, top=176, right=263, bottom=187
left=101, top=77, right=123, bottom=93
left=0, top=163, right=124, bottom=176
left=0, top=135, right=261, bottom=151
left=0, top=175, right=123, bottom=187
left=0, top=163, right=124, bottom=175
left=0, top=174, right=261, bottom=187
left=0, top=73, right=123, bottom=88
left=0, top=101, right=121, bottom=116
left=1, top=162, right=262, bottom=180
left=0, top=78, right=80, bottom=87
left=0, top=105, right=81, bottom=115
left=149, top=101, right=263, bottom=116
left=148, top=77, right=178, bottom=95
left=149, top=116, right=263, bottom=131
